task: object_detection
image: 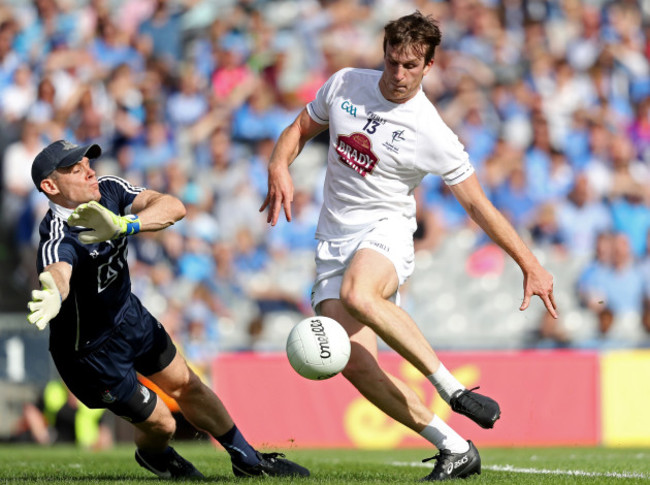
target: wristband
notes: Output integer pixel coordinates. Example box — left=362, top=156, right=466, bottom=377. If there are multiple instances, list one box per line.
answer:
left=124, top=214, right=141, bottom=236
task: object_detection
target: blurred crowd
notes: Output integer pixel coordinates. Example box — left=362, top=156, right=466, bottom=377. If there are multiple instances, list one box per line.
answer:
left=2, top=0, right=650, bottom=369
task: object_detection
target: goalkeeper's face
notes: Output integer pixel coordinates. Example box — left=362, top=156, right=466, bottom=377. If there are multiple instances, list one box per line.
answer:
left=47, top=158, right=101, bottom=208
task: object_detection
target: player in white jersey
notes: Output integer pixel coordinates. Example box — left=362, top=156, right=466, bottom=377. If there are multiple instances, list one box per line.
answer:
left=262, top=11, right=557, bottom=481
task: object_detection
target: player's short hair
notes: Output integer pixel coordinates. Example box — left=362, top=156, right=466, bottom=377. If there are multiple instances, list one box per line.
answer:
left=383, top=10, right=442, bottom=64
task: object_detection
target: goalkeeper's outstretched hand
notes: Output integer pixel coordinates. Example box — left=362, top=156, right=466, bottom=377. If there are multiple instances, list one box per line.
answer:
left=68, top=201, right=140, bottom=244
left=27, top=271, right=61, bottom=330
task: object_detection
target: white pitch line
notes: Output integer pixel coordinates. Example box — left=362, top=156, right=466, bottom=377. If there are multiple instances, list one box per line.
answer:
left=486, top=464, right=647, bottom=479
left=390, top=461, right=648, bottom=479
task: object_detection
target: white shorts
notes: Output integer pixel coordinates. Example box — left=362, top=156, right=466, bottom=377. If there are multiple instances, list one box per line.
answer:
left=311, top=218, right=415, bottom=313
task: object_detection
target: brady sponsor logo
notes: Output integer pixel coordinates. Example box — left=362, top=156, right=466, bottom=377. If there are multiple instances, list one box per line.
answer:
left=341, top=100, right=358, bottom=117
left=335, top=132, right=379, bottom=177
left=309, top=319, right=332, bottom=358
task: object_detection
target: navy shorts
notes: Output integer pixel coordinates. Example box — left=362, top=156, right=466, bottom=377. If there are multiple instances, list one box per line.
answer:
left=51, top=297, right=176, bottom=423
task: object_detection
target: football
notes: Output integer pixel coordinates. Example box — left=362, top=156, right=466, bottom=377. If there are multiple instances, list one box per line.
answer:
left=286, top=316, right=351, bottom=380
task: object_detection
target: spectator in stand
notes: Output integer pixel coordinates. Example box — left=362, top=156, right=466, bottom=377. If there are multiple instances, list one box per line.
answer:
left=166, top=65, right=209, bottom=131
left=556, top=173, right=612, bottom=258
left=2, top=120, right=45, bottom=290
left=610, top=186, right=650, bottom=260
left=529, top=202, right=565, bottom=251
left=0, top=64, right=36, bottom=123
left=627, top=95, right=650, bottom=163
left=564, top=109, right=592, bottom=171
left=13, top=0, right=78, bottom=65
left=0, top=20, right=20, bottom=94
left=130, top=120, right=177, bottom=173
left=582, top=120, right=613, bottom=200
left=231, top=77, right=297, bottom=143
left=577, top=231, right=614, bottom=309
left=442, top=75, right=497, bottom=172
left=27, top=77, right=57, bottom=133
left=606, top=136, right=650, bottom=259
left=524, top=113, right=565, bottom=204
left=181, top=285, right=222, bottom=370
left=210, top=32, right=255, bottom=108
left=2, top=120, right=44, bottom=226
left=579, top=232, right=646, bottom=336
left=138, top=0, right=186, bottom=70
left=65, top=86, right=111, bottom=150
left=89, top=17, right=144, bottom=76
left=492, top=163, right=537, bottom=230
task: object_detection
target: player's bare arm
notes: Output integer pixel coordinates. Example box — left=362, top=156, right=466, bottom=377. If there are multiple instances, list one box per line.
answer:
left=449, top=173, right=558, bottom=318
left=68, top=190, right=186, bottom=244
left=260, top=108, right=328, bottom=225
left=41, top=261, right=72, bottom=301
left=130, top=189, right=187, bottom=232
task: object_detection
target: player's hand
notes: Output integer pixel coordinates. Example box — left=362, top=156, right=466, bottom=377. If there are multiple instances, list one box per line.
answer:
left=520, top=264, right=558, bottom=319
left=68, top=201, right=141, bottom=244
left=27, top=271, right=61, bottom=330
left=260, top=164, right=294, bottom=226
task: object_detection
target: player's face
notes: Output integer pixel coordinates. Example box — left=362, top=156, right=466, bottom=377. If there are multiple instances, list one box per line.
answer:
left=379, top=43, right=434, bottom=104
left=49, top=158, right=101, bottom=208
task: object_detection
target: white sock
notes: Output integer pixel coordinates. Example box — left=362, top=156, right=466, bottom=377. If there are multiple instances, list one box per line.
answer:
left=427, top=363, right=464, bottom=404
left=419, top=415, right=470, bottom=453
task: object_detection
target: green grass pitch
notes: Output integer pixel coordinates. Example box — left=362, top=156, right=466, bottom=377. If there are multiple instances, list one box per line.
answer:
left=0, top=443, right=648, bottom=484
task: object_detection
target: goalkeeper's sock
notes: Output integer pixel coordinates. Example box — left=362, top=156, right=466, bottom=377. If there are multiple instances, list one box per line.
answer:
left=217, top=425, right=261, bottom=466
left=427, top=362, right=463, bottom=404
left=420, top=415, right=470, bottom=453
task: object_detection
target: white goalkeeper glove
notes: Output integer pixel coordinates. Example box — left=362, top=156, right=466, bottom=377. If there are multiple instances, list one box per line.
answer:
left=27, top=271, right=61, bottom=331
left=68, top=200, right=141, bottom=244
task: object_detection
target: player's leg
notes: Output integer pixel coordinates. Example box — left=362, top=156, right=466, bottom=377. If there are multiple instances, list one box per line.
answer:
left=133, top=306, right=259, bottom=469
left=132, top=395, right=176, bottom=451
left=146, top=351, right=234, bottom=437
left=321, top=297, right=479, bottom=480
left=51, top=342, right=203, bottom=479
left=321, top=297, right=437, bottom=431
left=341, top=248, right=440, bottom=376
left=148, top=350, right=309, bottom=478
left=340, top=247, right=500, bottom=429
left=130, top=393, right=204, bottom=479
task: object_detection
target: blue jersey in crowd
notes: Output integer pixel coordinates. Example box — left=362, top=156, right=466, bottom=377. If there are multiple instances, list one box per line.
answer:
left=36, top=176, right=145, bottom=353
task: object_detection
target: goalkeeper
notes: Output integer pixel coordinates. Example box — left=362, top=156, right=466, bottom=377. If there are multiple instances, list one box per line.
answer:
left=27, top=140, right=309, bottom=480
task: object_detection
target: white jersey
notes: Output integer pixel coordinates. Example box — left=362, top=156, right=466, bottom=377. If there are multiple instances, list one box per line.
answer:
left=307, top=67, right=474, bottom=241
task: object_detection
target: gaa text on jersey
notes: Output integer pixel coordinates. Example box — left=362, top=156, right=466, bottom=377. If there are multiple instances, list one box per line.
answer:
left=341, top=100, right=358, bottom=117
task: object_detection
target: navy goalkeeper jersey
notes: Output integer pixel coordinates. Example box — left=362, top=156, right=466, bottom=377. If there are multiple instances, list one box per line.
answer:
left=36, top=176, right=145, bottom=354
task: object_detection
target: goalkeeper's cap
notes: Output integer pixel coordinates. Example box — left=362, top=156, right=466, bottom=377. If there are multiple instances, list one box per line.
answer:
left=32, top=140, right=101, bottom=192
